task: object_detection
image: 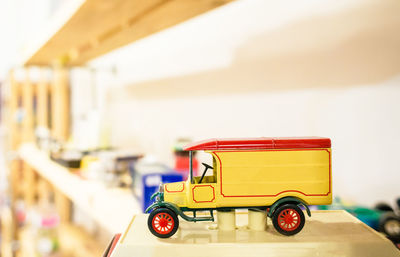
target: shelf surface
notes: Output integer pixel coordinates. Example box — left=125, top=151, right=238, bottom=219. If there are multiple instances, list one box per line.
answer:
left=18, top=143, right=140, bottom=235
left=111, top=210, right=400, bottom=257
left=23, top=0, right=234, bottom=66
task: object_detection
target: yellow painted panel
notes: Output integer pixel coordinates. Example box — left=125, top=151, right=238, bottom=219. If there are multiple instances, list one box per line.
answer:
left=165, top=182, right=185, bottom=193
left=192, top=185, right=216, bottom=203
left=213, top=149, right=330, bottom=198
left=164, top=182, right=187, bottom=207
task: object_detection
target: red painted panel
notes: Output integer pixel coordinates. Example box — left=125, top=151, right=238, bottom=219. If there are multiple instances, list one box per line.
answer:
left=184, top=137, right=331, bottom=151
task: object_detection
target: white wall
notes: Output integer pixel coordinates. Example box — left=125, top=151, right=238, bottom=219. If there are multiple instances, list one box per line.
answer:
left=0, top=0, right=55, bottom=79
left=90, top=0, right=400, bottom=206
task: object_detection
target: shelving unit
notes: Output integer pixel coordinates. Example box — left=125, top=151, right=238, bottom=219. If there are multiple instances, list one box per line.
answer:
left=2, top=1, right=239, bottom=256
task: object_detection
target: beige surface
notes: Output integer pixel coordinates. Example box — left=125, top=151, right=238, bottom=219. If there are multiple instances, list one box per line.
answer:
left=111, top=210, right=400, bottom=257
left=23, top=0, right=234, bottom=66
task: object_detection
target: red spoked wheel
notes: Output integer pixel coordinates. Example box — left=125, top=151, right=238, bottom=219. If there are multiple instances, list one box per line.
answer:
left=272, top=204, right=305, bottom=236
left=152, top=213, right=174, bottom=234
left=148, top=208, right=179, bottom=238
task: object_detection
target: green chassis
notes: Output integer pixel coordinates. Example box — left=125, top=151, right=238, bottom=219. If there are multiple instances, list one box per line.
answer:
left=145, top=191, right=311, bottom=223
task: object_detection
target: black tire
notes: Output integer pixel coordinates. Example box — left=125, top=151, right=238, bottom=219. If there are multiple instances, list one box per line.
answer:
left=375, top=202, right=394, bottom=212
left=379, top=212, right=400, bottom=241
left=148, top=208, right=179, bottom=238
left=272, top=204, right=305, bottom=236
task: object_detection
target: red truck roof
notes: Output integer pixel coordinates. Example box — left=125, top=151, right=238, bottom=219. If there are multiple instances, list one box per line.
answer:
left=184, top=137, right=331, bottom=151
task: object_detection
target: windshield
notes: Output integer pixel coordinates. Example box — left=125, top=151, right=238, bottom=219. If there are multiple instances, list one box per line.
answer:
left=190, top=151, right=217, bottom=184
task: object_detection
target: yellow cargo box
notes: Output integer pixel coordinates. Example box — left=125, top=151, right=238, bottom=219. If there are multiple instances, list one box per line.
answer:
left=211, top=148, right=331, bottom=207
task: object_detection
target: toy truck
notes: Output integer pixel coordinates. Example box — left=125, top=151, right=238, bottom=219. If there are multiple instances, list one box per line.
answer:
left=145, top=137, right=332, bottom=238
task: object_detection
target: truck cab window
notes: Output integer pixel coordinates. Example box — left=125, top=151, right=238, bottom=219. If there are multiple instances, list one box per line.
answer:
left=192, top=155, right=217, bottom=184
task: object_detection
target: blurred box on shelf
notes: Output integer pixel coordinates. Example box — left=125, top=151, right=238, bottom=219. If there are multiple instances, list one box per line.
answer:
left=130, top=160, right=183, bottom=212
left=78, top=149, right=142, bottom=188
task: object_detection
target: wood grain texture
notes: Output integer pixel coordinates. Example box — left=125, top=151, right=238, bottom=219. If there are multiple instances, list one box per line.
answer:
left=24, top=0, right=234, bottom=66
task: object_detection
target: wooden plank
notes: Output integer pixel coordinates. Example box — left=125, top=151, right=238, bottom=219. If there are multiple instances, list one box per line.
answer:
left=21, top=70, right=35, bottom=142
left=8, top=71, right=22, bottom=150
left=37, top=177, right=52, bottom=206
left=36, top=69, right=50, bottom=128
left=18, top=227, right=37, bottom=257
left=22, top=162, right=37, bottom=207
left=7, top=71, right=24, bottom=202
left=24, top=0, right=234, bottom=66
left=51, top=67, right=70, bottom=142
left=54, top=189, right=72, bottom=223
left=0, top=207, right=14, bottom=257
left=9, top=159, right=22, bottom=202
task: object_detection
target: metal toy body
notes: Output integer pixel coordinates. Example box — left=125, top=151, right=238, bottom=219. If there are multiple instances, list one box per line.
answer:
left=146, top=137, right=332, bottom=238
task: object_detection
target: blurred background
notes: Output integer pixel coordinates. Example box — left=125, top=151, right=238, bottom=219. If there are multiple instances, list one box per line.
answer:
left=0, top=0, right=400, bottom=256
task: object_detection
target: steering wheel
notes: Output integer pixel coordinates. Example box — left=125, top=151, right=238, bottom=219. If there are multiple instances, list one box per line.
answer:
left=202, top=162, right=213, bottom=170
left=198, top=162, right=213, bottom=184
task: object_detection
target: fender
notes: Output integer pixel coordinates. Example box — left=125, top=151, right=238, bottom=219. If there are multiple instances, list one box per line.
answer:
left=145, top=201, right=214, bottom=222
left=145, top=201, right=180, bottom=215
left=267, top=196, right=311, bottom=218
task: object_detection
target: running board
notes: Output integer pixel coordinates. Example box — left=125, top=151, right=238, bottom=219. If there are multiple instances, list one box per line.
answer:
left=179, top=210, right=215, bottom=222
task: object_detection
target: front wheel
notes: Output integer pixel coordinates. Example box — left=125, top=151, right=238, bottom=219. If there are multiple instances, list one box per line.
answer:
left=148, top=208, right=179, bottom=238
left=272, top=204, right=305, bottom=236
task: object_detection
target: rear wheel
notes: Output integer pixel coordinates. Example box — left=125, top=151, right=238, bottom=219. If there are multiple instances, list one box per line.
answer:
left=375, top=202, right=394, bottom=212
left=272, top=204, right=305, bottom=236
left=148, top=208, right=179, bottom=238
left=379, top=212, right=400, bottom=241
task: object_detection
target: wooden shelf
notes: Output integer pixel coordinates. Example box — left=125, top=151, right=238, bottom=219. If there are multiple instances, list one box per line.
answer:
left=23, top=0, right=234, bottom=66
left=18, top=143, right=141, bottom=235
